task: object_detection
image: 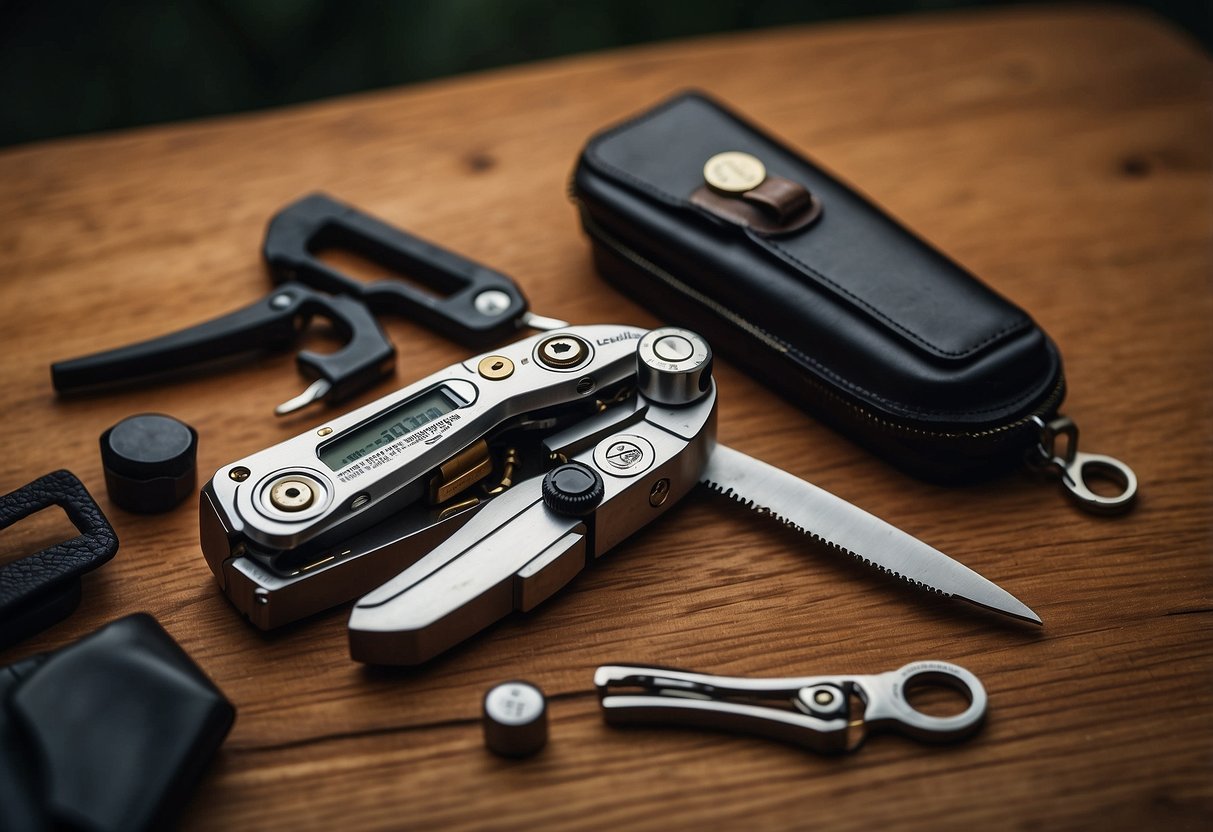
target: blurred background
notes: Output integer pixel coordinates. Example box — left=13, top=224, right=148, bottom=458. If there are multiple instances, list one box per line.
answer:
left=2, top=0, right=1209, bottom=148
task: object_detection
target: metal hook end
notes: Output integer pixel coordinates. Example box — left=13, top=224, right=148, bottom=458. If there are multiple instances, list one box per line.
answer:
left=275, top=378, right=332, bottom=416
left=1028, top=415, right=1138, bottom=515
left=1059, top=452, right=1138, bottom=515
left=522, top=312, right=570, bottom=332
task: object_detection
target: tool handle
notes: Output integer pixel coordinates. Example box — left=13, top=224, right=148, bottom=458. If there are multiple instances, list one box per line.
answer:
left=263, top=192, right=529, bottom=348
left=51, top=283, right=395, bottom=402
left=293, top=292, right=396, bottom=402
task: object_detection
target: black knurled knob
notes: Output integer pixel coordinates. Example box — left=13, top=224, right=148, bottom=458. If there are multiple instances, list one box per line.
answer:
left=541, top=463, right=604, bottom=517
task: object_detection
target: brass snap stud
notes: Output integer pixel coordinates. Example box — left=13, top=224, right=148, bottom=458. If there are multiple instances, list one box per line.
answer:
left=704, top=151, right=767, bottom=194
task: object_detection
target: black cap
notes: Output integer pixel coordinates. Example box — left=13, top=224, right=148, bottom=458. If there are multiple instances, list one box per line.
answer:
left=100, top=413, right=198, bottom=513
left=540, top=463, right=605, bottom=517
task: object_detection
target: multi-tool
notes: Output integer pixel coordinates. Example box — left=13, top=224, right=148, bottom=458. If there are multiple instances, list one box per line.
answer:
left=199, top=325, right=1040, bottom=665
left=594, top=660, right=988, bottom=753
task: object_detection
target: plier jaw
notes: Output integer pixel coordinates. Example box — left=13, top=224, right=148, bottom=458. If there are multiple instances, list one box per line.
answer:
left=346, top=382, right=718, bottom=665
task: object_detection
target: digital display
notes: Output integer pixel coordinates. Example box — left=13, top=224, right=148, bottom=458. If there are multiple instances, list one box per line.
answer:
left=318, top=387, right=458, bottom=471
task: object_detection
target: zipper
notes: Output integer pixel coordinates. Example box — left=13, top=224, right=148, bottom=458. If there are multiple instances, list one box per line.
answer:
left=574, top=202, right=1065, bottom=447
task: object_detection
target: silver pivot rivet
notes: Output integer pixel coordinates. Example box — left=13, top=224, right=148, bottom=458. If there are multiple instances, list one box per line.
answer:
left=474, top=290, right=512, bottom=317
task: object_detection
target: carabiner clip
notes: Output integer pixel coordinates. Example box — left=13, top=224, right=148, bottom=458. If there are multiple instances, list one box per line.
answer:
left=1028, top=416, right=1137, bottom=515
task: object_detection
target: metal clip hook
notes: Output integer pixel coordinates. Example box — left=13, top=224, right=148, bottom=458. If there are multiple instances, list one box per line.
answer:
left=594, top=661, right=987, bottom=753
left=1028, top=416, right=1137, bottom=515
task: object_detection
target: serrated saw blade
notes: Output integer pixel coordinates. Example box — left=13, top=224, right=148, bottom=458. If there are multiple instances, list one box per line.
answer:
left=701, top=444, right=1041, bottom=624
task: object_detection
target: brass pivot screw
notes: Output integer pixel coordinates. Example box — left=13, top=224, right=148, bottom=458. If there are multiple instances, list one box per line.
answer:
left=478, top=355, right=514, bottom=380
left=229, top=467, right=250, bottom=482
left=649, top=478, right=671, bottom=507
left=269, top=478, right=316, bottom=512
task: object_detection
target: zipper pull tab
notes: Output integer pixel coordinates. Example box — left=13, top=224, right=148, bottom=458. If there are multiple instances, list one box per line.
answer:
left=1027, top=415, right=1137, bottom=515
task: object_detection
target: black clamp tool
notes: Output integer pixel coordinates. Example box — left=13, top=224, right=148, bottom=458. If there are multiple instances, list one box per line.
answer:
left=52, top=193, right=566, bottom=415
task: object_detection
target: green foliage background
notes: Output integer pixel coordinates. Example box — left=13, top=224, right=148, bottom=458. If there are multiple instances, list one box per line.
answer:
left=1, top=0, right=1207, bottom=147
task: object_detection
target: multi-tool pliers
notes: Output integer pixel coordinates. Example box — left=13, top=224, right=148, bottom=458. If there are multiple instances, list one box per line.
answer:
left=199, top=324, right=1039, bottom=665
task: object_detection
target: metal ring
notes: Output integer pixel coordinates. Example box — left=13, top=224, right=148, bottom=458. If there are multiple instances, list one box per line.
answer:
left=1060, top=452, right=1138, bottom=515
left=885, top=661, right=987, bottom=742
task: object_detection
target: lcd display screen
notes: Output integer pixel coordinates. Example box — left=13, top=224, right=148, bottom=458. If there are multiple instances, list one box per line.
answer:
left=318, top=387, right=458, bottom=471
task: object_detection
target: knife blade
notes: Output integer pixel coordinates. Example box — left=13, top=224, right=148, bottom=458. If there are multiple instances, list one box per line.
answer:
left=701, top=444, right=1041, bottom=624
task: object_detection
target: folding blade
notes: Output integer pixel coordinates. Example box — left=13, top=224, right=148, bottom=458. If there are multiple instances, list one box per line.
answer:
left=701, top=444, right=1041, bottom=625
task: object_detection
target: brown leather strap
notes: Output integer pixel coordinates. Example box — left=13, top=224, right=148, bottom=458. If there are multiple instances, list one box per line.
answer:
left=689, top=175, right=822, bottom=236
left=742, top=177, right=813, bottom=222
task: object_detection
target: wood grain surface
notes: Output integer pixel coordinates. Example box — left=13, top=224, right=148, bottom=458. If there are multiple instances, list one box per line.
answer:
left=1, top=6, right=1210, bottom=830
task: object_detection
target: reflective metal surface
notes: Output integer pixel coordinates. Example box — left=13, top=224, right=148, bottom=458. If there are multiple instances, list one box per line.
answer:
left=1028, top=415, right=1137, bottom=514
left=348, top=379, right=718, bottom=664
left=595, top=661, right=987, bottom=752
left=701, top=444, right=1042, bottom=624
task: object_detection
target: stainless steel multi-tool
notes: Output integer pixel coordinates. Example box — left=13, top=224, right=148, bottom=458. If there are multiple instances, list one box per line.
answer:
left=595, top=661, right=987, bottom=753
left=199, top=325, right=1040, bottom=665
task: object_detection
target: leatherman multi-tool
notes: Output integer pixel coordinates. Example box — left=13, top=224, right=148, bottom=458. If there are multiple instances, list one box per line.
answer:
left=594, top=661, right=988, bottom=753
left=199, top=325, right=1040, bottom=665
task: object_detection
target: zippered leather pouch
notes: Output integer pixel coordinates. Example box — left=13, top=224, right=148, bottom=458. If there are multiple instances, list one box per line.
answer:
left=571, top=91, right=1134, bottom=513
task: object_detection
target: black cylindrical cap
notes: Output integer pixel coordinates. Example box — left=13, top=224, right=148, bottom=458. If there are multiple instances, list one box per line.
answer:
left=483, top=681, right=548, bottom=758
left=541, top=463, right=604, bottom=517
left=100, top=413, right=198, bottom=513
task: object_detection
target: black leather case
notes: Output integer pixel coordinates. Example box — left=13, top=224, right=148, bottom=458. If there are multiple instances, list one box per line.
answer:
left=572, top=91, right=1065, bottom=481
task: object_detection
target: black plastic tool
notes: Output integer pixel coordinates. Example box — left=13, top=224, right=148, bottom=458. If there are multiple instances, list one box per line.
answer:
left=265, top=192, right=535, bottom=348
left=50, top=193, right=564, bottom=415
left=52, top=281, right=395, bottom=416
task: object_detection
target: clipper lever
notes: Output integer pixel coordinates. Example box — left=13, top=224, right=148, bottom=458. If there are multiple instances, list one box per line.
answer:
left=52, top=282, right=396, bottom=415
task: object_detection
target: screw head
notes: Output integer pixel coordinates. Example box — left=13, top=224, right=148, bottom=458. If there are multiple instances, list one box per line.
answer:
left=536, top=335, right=590, bottom=369
left=649, top=478, right=671, bottom=507
left=474, top=289, right=512, bottom=317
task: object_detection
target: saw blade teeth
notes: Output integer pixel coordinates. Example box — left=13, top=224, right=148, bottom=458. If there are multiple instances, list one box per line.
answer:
left=702, top=481, right=948, bottom=597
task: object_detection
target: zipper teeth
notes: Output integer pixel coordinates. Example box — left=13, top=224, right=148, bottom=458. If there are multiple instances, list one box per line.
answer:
left=576, top=204, right=1064, bottom=443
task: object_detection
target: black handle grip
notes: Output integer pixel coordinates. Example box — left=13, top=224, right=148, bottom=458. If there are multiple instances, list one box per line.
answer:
left=264, top=192, right=529, bottom=347
left=51, top=283, right=395, bottom=403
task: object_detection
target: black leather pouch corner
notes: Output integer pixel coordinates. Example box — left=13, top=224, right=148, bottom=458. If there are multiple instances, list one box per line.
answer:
left=572, top=90, right=1105, bottom=492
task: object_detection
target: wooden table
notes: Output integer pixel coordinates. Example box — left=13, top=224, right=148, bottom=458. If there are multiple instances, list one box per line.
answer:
left=1, top=6, right=1209, bottom=829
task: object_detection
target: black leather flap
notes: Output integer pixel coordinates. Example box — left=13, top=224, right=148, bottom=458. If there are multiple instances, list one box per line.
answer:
left=574, top=91, right=1062, bottom=433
